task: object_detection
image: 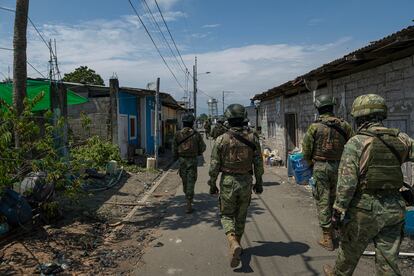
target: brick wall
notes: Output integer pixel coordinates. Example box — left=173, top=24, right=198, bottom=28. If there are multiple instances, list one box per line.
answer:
left=68, top=97, right=111, bottom=141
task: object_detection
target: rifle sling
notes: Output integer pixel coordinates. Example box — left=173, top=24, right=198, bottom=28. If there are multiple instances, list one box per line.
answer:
left=320, top=121, right=348, bottom=141
left=359, top=130, right=402, bottom=164
left=177, top=131, right=197, bottom=146
left=227, top=130, right=257, bottom=151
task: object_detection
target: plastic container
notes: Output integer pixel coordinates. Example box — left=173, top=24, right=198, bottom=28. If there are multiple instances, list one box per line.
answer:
left=405, top=208, right=414, bottom=235
left=289, top=153, right=312, bottom=184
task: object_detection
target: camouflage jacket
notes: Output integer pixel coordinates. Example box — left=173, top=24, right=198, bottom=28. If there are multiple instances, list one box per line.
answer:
left=210, top=124, right=227, bottom=139
left=334, top=123, right=414, bottom=213
left=209, top=127, right=264, bottom=185
left=302, top=113, right=353, bottom=163
left=173, top=127, right=206, bottom=159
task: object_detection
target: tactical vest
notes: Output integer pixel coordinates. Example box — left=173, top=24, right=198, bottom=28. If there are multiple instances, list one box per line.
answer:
left=313, top=117, right=348, bottom=161
left=359, top=128, right=407, bottom=191
left=220, top=130, right=254, bottom=174
left=177, top=128, right=199, bottom=157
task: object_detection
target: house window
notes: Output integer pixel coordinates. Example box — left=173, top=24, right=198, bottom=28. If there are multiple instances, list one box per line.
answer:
left=129, top=115, right=137, bottom=140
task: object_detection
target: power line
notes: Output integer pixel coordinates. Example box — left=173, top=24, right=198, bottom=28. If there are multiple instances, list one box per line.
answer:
left=27, top=61, right=47, bottom=79
left=0, top=46, right=13, bottom=51
left=128, top=0, right=186, bottom=92
left=153, top=0, right=189, bottom=72
left=140, top=0, right=186, bottom=76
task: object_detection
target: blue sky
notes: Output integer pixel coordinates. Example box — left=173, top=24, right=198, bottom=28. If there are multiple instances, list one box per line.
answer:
left=1, top=0, right=413, bottom=113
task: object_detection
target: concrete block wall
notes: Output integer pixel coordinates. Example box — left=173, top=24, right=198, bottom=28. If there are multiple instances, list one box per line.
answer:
left=260, top=55, right=414, bottom=175
left=68, top=97, right=111, bottom=141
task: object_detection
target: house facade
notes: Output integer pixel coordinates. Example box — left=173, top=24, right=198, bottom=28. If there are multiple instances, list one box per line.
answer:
left=252, top=26, right=414, bottom=183
left=67, top=78, right=185, bottom=160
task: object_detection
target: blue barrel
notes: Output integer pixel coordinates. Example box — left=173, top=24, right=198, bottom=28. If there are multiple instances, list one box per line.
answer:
left=405, top=209, right=414, bottom=235
left=289, top=153, right=312, bottom=184
left=0, top=189, right=32, bottom=227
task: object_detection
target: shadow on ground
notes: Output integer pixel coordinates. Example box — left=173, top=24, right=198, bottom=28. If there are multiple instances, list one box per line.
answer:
left=125, top=192, right=266, bottom=232
left=235, top=240, right=310, bottom=273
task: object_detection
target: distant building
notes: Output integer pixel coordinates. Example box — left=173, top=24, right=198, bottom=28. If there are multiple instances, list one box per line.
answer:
left=252, top=26, right=414, bottom=183
left=67, top=79, right=186, bottom=159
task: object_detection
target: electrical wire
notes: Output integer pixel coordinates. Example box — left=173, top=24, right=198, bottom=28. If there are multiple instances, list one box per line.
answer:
left=27, top=61, right=47, bottom=79
left=153, top=0, right=189, bottom=73
left=0, top=46, right=13, bottom=51
left=128, top=0, right=186, bottom=92
left=140, top=0, right=186, bottom=77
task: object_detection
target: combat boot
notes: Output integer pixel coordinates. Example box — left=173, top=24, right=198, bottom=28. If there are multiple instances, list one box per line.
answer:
left=185, top=199, right=193, bottom=214
left=318, top=228, right=334, bottom=251
left=322, top=264, right=335, bottom=276
left=226, top=233, right=242, bottom=268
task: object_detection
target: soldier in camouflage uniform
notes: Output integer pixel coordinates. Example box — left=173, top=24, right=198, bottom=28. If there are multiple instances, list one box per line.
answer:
left=210, top=116, right=227, bottom=139
left=208, top=104, right=264, bottom=268
left=323, top=94, right=414, bottom=276
left=204, top=118, right=212, bottom=139
left=302, top=95, right=353, bottom=251
left=173, top=114, right=206, bottom=213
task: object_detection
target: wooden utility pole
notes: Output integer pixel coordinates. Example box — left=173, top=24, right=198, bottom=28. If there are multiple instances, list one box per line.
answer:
left=13, top=0, right=29, bottom=148
left=193, top=56, right=197, bottom=120
left=154, top=77, right=160, bottom=168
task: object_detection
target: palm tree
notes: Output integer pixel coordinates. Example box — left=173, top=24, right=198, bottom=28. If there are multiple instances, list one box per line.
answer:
left=13, top=0, right=29, bottom=148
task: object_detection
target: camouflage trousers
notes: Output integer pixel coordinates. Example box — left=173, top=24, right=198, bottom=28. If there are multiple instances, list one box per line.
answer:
left=178, top=157, right=198, bottom=200
left=334, top=194, right=405, bottom=276
left=312, top=160, right=340, bottom=229
left=219, top=173, right=252, bottom=237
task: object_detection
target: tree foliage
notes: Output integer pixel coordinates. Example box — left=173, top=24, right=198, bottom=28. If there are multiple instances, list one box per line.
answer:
left=198, top=113, right=208, bottom=122
left=63, top=66, right=105, bottom=86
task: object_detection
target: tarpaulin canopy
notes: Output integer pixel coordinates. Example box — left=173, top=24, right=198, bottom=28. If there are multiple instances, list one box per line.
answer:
left=0, top=80, right=88, bottom=111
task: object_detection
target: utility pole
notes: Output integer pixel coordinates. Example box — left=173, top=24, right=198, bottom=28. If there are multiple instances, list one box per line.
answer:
left=13, top=0, right=29, bottom=148
left=193, top=56, right=197, bottom=119
left=154, top=77, right=160, bottom=168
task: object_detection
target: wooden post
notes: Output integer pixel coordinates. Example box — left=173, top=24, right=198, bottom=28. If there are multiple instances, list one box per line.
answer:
left=109, top=78, right=119, bottom=144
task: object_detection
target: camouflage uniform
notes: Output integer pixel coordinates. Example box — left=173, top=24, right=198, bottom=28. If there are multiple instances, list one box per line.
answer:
left=204, top=119, right=212, bottom=139
left=210, top=123, right=227, bottom=140
left=303, top=113, right=353, bottom=230
left=326, top=94, right=414, bottom=276
left=173, top=126, right=206, bottom=202
left=208, top=104, right=264, bottom=268
left=209, top=127, right=263, bottom=236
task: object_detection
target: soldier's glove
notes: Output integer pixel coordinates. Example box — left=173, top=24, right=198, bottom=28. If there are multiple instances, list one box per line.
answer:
left=332, top=209, right=343, bottom=230
left=253, top=184, right=263, bottom=195
left=209, top=185, right=219, bottom=195
left=208, top=179, right=219, bottom=195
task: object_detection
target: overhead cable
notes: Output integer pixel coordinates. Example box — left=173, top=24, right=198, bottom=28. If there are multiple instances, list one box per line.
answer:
left=128, top=0, right=185, bottom=92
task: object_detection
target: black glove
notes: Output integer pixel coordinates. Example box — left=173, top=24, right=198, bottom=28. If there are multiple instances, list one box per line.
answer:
left=332, top=209, right=343, bottom=230
left=253, top=184, right=263, bottom=194
left=209, top=185, right=219, bottom=195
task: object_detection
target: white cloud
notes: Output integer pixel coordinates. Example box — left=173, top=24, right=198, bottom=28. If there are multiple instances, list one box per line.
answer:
left=202, top=24, right=221, bottom=28
left=308, top=18, right=324, bottom=27
left=0, top=15, right=356, bottom=114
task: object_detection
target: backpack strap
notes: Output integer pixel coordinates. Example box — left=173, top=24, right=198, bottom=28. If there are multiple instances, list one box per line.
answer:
left=227, top=130, right=256, bottom=151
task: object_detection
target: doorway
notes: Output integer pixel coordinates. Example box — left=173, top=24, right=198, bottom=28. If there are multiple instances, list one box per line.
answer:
left=285, top=113, right=297, bottom=161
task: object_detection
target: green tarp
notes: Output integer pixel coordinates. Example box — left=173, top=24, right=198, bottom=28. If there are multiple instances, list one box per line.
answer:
left=0, top=80, right=88, bottom=111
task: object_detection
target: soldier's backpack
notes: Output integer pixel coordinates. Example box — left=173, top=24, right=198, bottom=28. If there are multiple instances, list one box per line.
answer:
left=313, top=117, right=349, bottom=161
left=177, top=129, right=198, bottom=157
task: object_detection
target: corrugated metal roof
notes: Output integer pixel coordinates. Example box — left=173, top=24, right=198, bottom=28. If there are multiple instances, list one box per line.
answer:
left=253, top=26, right=414, bottom=101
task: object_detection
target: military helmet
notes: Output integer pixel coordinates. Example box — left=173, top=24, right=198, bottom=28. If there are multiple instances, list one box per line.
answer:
left=217, top=116, right=226, bottom=123
left=351, top=94, right=387, bottom=118
left=182, top=113, right=195, bottom=123
left=314, top=95, right=335, bottom=109
left=224, top=104, right=247, bottom=120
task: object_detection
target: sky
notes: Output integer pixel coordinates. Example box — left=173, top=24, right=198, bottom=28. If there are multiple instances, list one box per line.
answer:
left=0, top=0, right=413, bottom=114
